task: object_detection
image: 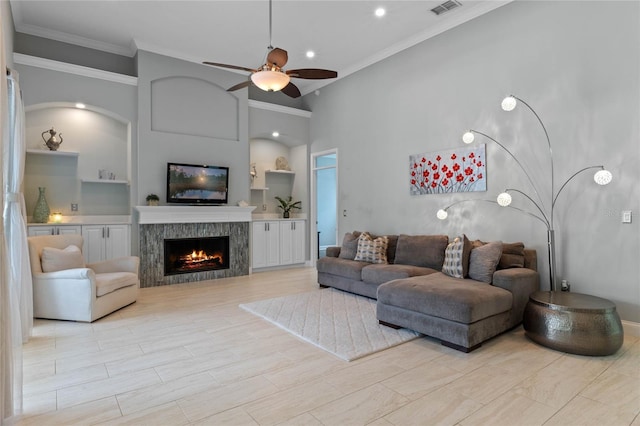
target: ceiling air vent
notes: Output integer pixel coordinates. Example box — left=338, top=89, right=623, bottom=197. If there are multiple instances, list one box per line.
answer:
left=431, top=0, right=463, bottom=16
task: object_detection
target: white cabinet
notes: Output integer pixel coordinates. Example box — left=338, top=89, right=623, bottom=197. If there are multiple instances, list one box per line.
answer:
left=252, top=221, right=280, bottom=269
left=81, top=224, right=130, bottom=263
left=279, top=220, right=305, bottom=265
left=252, top=219, right=306, bottom=269
left=28, top=225, right=81, bottom=236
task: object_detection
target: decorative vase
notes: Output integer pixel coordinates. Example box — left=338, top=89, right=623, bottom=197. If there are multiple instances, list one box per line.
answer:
left=283, top=211, right=290, bottom=219
left=33, top=187, right=50, bottom=223
left=147, top=199, right=159, bottom=206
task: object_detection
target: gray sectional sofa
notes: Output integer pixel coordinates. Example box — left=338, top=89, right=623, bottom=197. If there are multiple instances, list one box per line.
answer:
left=317, top=232, right=539, bottom=352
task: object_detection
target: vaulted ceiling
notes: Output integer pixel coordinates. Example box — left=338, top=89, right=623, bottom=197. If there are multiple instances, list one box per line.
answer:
left=10, top=0, right=510, bottom=95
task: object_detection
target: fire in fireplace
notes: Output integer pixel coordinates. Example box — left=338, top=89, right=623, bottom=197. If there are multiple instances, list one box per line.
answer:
left=164, top=236, right=230, bottom=276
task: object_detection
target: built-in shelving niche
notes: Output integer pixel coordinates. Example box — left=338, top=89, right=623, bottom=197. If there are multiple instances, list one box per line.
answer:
left=24, top=103, right=132, bottom=216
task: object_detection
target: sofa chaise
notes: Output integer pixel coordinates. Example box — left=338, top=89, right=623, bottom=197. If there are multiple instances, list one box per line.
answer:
left=317, top=231, right=539, bottom=352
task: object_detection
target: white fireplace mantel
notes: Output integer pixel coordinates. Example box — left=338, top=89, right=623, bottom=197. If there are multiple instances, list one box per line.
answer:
left=135, top=205, right=256, bottom=224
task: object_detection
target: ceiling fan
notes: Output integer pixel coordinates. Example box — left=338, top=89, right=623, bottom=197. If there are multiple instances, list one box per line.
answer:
left=203, top=0, right=337, bottom=98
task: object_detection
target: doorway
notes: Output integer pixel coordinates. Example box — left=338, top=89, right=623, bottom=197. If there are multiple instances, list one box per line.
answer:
left=311, top=149, right=338, bottom=262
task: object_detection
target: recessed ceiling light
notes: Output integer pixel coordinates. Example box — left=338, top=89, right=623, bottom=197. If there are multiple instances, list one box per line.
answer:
left=272, top=131, right=280, bottom=137
left=75, top=103, right=86, bottom=109
left=306, top=50, right=315, bottom=59
left=375, top=7, right=386, bottom=17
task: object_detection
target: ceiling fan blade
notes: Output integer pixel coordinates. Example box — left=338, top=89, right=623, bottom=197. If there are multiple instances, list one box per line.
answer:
left=286, top=68, right=338, bottom=79
left=227, top=80, right=252, bottom=92
left=267, top=47, right=288, bottom=67
left=281, top=82, right=301, bottom=98
left=203, top=62, right=256, bottom=73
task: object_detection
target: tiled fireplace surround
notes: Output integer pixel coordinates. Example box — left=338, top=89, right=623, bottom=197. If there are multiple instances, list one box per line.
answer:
left=135, top=206, right=255, bottom=288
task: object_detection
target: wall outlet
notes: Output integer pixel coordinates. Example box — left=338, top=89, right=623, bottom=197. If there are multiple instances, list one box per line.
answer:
left=622, top=210, right=632, bottom=223
left=71, top=203, right=78, bottom=211
left=262, top=204, right=267, bottom=211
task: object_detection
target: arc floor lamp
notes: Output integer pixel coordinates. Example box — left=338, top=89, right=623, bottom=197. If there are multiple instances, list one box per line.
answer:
left=437, top=95, right=612, bottom=292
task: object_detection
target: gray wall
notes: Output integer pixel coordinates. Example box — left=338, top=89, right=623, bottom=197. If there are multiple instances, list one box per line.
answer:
left=14, top=32, right=135, bottom=76
left=2, top=0, right=14, bottom=67
left=304, top=1, right=640, bottom=322
left=136, top=50, right=249, bottom=207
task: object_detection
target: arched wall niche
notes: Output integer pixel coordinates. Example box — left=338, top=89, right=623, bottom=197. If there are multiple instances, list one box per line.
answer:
left=24, top=102, right=132, bottom=216
left=150, top=76, right=239, bottom=140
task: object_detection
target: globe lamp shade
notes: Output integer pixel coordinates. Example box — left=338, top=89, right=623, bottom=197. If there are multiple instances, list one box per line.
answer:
left=436, top=209, right=448, bottom=220
left=462, top=131, right=475, bottom=144
left=501, top=96, right=517, bottom=112
left=594, top=169, right=612, bottom=185
left=497, top=192, right=512, bottom=207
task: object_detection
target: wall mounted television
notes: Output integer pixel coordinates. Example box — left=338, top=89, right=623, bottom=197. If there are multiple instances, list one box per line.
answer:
left=167, top=162, right=229, bottom=205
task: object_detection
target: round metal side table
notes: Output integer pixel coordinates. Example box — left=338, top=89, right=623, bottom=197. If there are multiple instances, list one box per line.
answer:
left=523, top=291, right=623, bottom=356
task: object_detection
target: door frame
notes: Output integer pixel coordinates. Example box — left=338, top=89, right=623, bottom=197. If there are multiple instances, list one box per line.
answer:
left=310, top=148, right=338, bottom=267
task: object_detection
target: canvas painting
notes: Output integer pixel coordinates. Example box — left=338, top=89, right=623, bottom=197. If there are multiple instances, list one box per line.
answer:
left=409, top=144, right=486, bottom=195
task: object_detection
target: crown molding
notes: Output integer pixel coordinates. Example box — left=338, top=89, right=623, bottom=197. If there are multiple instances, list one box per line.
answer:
left=248, top=100, right=311, bottom=118
left=14, top=22, right=134, bottom=57
left=13, top=53, right=138, bottom=86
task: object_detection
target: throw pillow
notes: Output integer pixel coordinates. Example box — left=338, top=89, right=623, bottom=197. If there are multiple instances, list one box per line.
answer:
left=41, top=245, right=85, bottom=273
left=468, top=241, right=503, bottom=283
left=498, top=242, right=525, bottom=269
left=393, top=234, right=449, bottom=269
left=338, top=231, right=362, bottom=260
left=354, top=232, right=389, bottom=264
left=442, top=234, right=472, bottom=278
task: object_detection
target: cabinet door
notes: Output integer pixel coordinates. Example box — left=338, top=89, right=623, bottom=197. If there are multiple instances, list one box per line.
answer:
left=291, top=220, right=306, bottom=264
left=82, top=225, right=106, bottom=263
left=57, top=225, right=81, bottom=235
left=252, top=222, right=268, bottom=268
left=28, top=226, right=55, bottom=236
left=27, top=225, right=81, bottom=236
left=279, top=222, right=294, bottom=265
left=105, top=225, right=130, bottom=260
left=265, top=222, right=280, bottom=267
left=280, top=220, right=306, bottom=265
left=252, top=221, right=280, bottom=268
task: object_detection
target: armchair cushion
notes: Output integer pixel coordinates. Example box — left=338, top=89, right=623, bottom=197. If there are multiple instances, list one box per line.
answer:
left=41, top=245, right=85, bottom=272
left=95, top=272, right=138, bottom=297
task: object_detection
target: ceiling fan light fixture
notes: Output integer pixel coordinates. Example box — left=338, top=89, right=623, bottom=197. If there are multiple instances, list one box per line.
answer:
left=251, top=69, right=290, bottom=92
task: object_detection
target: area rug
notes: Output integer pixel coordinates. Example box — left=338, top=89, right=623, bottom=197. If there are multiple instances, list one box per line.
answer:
left=239, top=288, right=421, bottom=361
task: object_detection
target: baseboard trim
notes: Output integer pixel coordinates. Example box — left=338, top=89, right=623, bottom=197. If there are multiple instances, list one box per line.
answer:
left=622, top=320, right=640, bottom=337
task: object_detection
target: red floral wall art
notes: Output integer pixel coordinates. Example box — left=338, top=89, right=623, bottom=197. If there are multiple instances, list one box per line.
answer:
left=409, top=144, right=486, bottom=195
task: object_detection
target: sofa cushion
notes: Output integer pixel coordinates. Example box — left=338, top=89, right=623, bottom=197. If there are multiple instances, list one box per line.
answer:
left=316, top=257, right=370, bottom=281
left=95, top=272, right=138, bottom=297
left=362, top=264, right=438, bottom=285
left=393, top=234, right=449, bottom=269
left=442, top=235, right=472, bottom=278
left=41, top=245, right=85, bottom=273
left=338, top=231, right=362, bottom=260
left=498, top=242, right=525, bottom=269
left=354, top=232, right=389, bottom=264
left=377, top=273, right=513, bottom=323
left=468, top=241, right=503, bottom=283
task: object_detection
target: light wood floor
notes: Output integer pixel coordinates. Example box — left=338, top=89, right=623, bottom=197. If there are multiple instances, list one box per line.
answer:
left=18, top=267, right=640, bottom=426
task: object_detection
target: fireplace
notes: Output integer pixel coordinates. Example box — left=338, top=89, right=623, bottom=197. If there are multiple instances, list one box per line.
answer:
left=136, top=206, right=253, bottom=287
left=164, top=236, right=230, bottom=276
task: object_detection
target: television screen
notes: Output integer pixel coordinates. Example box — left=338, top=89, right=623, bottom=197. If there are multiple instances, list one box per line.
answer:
left=167, top=162, right=229, bottom=204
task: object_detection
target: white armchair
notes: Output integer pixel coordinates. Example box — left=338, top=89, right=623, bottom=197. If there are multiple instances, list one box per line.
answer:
left=27, top=234, right=139, bottom=322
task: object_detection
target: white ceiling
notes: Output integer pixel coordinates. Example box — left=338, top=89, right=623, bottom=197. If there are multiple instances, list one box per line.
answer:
left=10, top=0, right=511, bottom=95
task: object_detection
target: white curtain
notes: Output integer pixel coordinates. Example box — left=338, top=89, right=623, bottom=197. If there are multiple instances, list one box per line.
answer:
left=1, top=70, right=26, bottom=422
left=3, top=71, right=31, bottom=344
left=1, top=69, right=30, bottom=423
